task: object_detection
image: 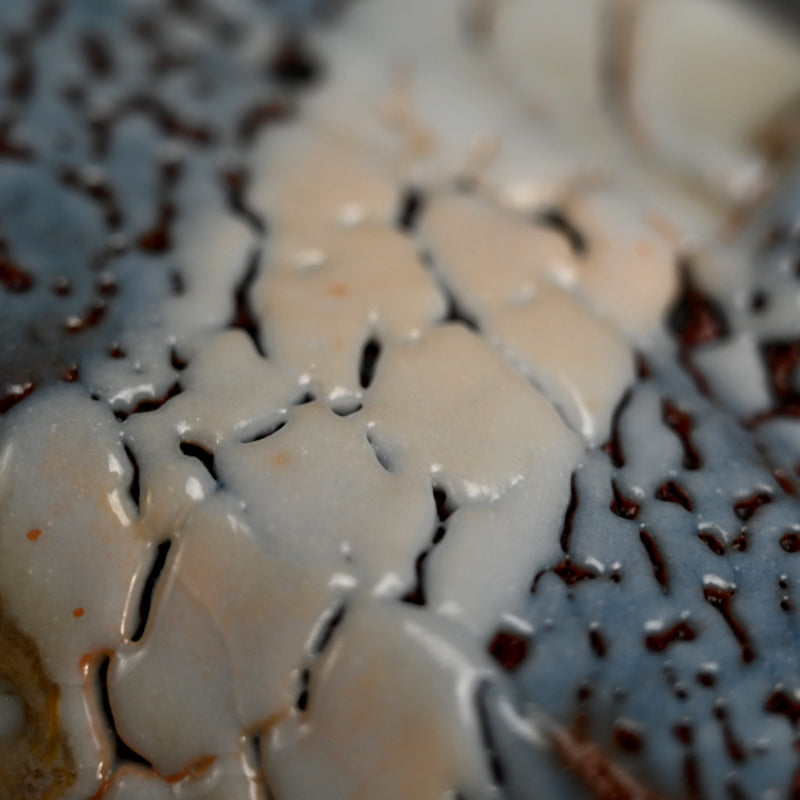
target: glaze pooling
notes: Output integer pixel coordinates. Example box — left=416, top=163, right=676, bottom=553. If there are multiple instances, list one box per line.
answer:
left=1, top=0, right=800, bottom=798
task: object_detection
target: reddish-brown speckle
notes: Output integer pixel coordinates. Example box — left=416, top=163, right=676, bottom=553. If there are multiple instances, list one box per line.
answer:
left=73, top=607, right=85, bottom=618
left=273, top=450, right=291, bottom=467
left=26, top=528, right=42, bottom=541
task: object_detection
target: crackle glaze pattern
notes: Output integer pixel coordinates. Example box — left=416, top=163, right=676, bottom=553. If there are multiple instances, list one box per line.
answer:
left=1, top=1, right=800, bottom=799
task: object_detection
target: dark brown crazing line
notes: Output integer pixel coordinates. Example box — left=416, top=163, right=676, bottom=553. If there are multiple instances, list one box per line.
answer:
left=780, top=532, right=800, bottom=553
left=57, top=165, right=124, bottom=230
left=733, top=491, right=772, bottom=521
left=122, top=443, right=141, bottom=513
left=402, top=486, right=453, bottom=606
left=294, top=666, right=311, bottom=712
left=0, top=380, right=36, bottom=415
left=4, top=34, right=36, bottom=105
left=229, top=250, right=265, bottom=356
left=764, top=685, right=800, bottom=726
left=702, top=585, right=756, bottom=663
left=236, top=99, right=292, bottom=147
left=358, top=337, right=382, bottom=389
left=644, top=620, right=696, bottom=652
left=79, top=31, right=115, bottom=79
left=772, top=467, right=796, bottom=495
left=551, top=559, right=598, bottom=587
left=560, top=471, right=579, bottom=551
left=654, top=480, right=693, bottom=512
left=397, top=186, right=426, bottom=232
left=130, top=540, right=172, bottom=643
left=535, top=208, right=588, bottom=256
left=668, top=262, right=729, bottom=352
left=0, top=597, right=76, bottom=799
left=611, top=718, right=644, bottom=754
left=602, top=389, right=632, bottom=468
left=667, top=261, right=729, bottom=397
left=112, top=380, right=182, bottom=422
left=309, top=602, right=347, bottom=657
left=712, top=700, right=746, bottom=764
left=179, top=440, right=218, bottom=482
left=0, top=121, right=34, bottom=160
left=609, top=481, right=640, bottom=520
left=64, top=298, right=108, bottom=334
left=672, top=722, right=703, bottom=800
left=84, top=89, right=215, bottom=160
left=638, top=530, right=668, bottom=590
left=96, top=655, right=152, bottom=768
left=121, top=92, right=217, bottom=146
left=221, top=165, right=267, bottom=235
left=0, top=251, right=34, bottom=292
left=661, top=400, right=701, bottom=470
left=731, top=531, right=748, bottom=552
left=136, top=151, right=185, bottom=253
left=474, top=680, right=505, bottom=787
left=588, top=624, right=607, bottom=659
left=695, top=665, right=717, bottom=688
left=268, top=35, right=322, bottom=86
left=697, top=530, right=725, bottom=557
left=758, top=339, right=800, bottom=419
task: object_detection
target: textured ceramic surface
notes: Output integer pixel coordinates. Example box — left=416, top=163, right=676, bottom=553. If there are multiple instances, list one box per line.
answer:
left=1, top=1, right=799, bottom=798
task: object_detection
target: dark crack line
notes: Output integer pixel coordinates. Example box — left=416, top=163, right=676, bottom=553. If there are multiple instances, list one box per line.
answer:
left=123, top=442, right=141, bottom=514
left=358, top=336, right=382, bottom=389
left=130, top=539, right=172, bottom=643
left=403, top=485, right=455, bottom=606
left=535, top=208, right=589, bottom=256
left=179, top=440, right=219, bottom=483
left=229, top=249, right=265, bottom=356
left=98, top=655, right=153, bottom=767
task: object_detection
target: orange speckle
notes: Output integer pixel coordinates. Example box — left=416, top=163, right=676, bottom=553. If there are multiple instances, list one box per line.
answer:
left=328, top=282, right=348, bottom=297
left=73, top=607, right=85, bottom=618
left=273, top=450, right=291, bottom=467
left=27, top=528, right=42, bottom=541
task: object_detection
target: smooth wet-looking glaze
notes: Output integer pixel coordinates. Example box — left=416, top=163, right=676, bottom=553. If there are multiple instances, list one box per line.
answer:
left=1, top=1, right=800, bottom=798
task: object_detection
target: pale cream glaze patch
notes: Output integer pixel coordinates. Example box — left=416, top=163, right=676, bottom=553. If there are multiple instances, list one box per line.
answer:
left=562, top=190, right=679, bottom=338
left=489, top=284, right=634, bottom=445
left=256, top=224, right=445, bottom=403
left=422, top=192, right=578, bottom=315
left=217, top=402, right=435, bottom=590
left=427, top=478, right=576, bottom=637
left=147, top=329, right=299, bottom=450
left=110, top=493, right=345, bottom=777
left=0, top=387, right=153, bottom=797
left=363, top=325, right=583, bottom=506
left=421, top=191, right=638, bottom=443
left=264, top=601, right=503, bottom=800
left=251, top=125, right=400, bottom=265
left=631, top=0, right=800, bottom=203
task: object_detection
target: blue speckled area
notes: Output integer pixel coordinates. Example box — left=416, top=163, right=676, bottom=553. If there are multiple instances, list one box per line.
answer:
left=498, top=172, right=800, bottom=799
left=0, top=0, right=305, bottom=410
